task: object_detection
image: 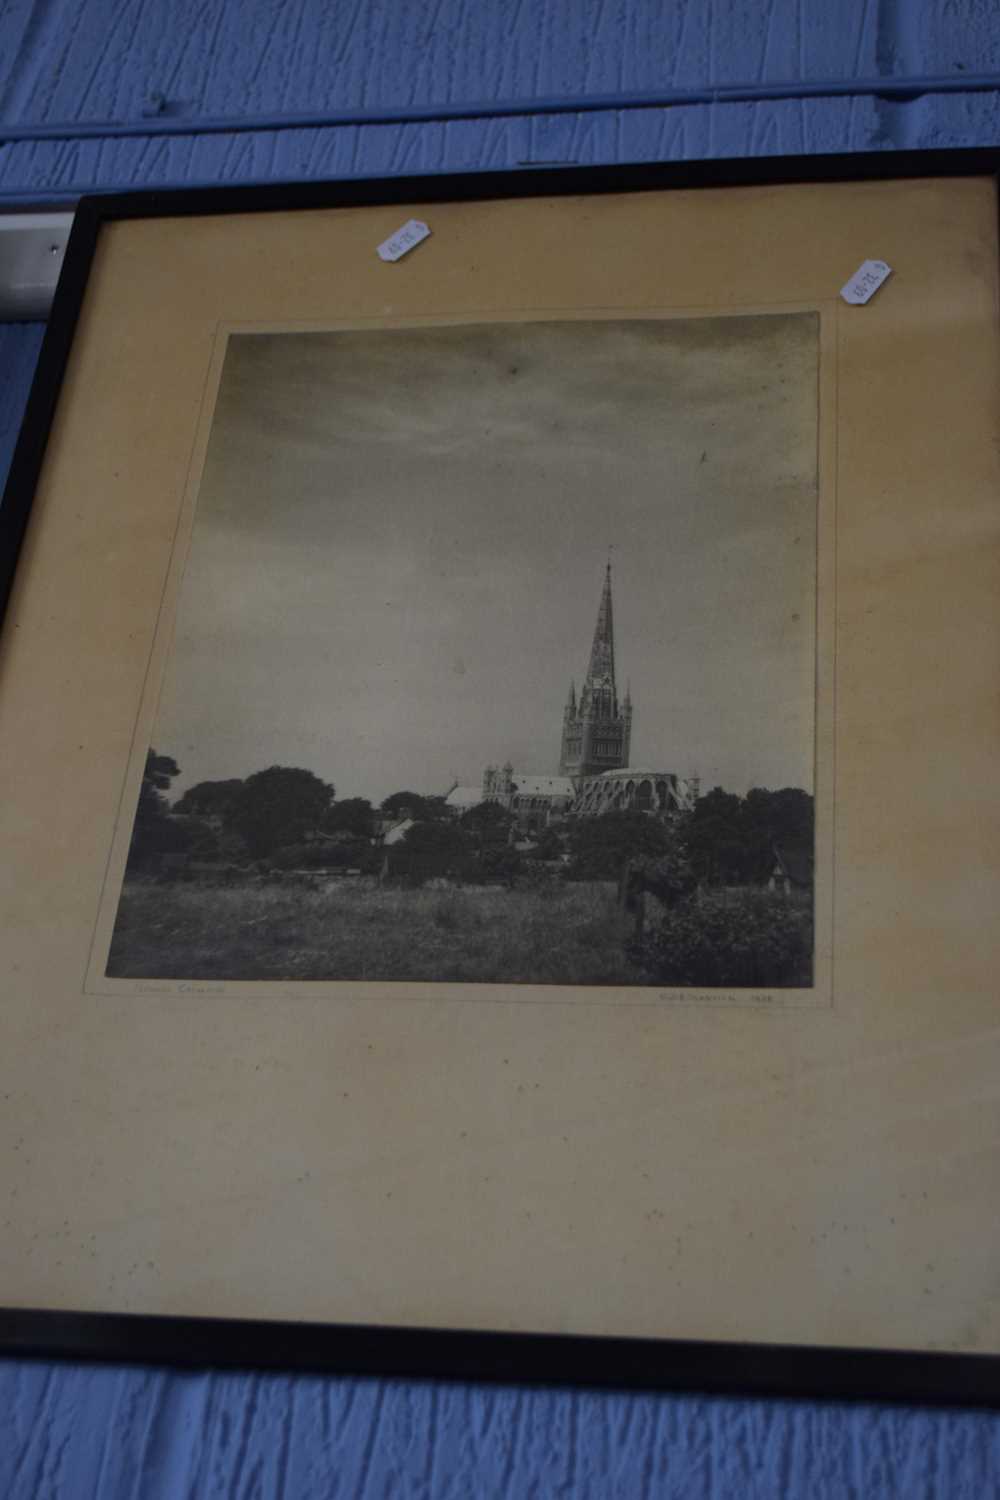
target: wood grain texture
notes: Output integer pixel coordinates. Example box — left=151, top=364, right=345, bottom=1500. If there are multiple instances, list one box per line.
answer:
left=2, top=0, right=1000, bottom=1495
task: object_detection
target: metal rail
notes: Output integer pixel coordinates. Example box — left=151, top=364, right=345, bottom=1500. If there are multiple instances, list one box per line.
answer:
left=0, top=71, right=998, bottom=147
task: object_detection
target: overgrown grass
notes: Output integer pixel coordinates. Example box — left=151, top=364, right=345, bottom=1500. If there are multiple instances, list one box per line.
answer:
left=105, top=878, right=647, bottom=985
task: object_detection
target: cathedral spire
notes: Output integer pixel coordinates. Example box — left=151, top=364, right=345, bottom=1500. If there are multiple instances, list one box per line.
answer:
left=559, top=560, right=630, bottom=777
left=585, top=562, right=616, bottom=693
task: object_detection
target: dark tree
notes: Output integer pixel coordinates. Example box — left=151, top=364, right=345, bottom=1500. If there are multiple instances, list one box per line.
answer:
left=380, top=791, right=450, bottom=823
left=684, top=787, right=748, bottom=886
left=630, top=846, right=697, bottom=910
left=384, top=819, right=473, bottom=885
left=460, top=801, right=514, bottom=844
left=230, top=766, right=335, bottom=859
left=566, top=810, right=677, bottom=880
left=401, top=820, right=472, bottom=858
left=525, top=828, right=565, bottom=862
left=381, top=790, right=431, bottom=821
left=322, top=797, right=375, bottom=839
left=683, top=786, right=814, bottom=887
left=125, top=751, right=189, bottom=872
left=740, top=787, right=814, bottom=884
left=135, top=750, right=180, bottom=824
left=174, top=778, right=245, bottom=819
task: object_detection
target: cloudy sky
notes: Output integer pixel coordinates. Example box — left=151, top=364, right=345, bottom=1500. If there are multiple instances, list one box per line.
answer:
left=153, top=314, right=818, bottom=806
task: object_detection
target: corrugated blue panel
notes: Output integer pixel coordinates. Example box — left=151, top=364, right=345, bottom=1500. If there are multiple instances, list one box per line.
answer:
left=0, top=0, right=886, bottom=123
left=2, top=0, right=1000, bottom=1495
left=0, top=101, right=898, bottom=202
left=0, top=0, right=998, bottom=200
left=3, top=1360, right=1000, bottom=1499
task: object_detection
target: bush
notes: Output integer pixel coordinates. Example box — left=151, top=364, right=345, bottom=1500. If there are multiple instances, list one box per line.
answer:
left=460, top=802, right=515, bottom=840
left=125, top=811, right=217, bottom=875
left=479, top=847, right=521, bottom=885
left=321, top=839, right=370, bottom=869
left=268, top=839, right=368, bottom=871
left=322, top=797, right=375, bottom=839
left=401, top=820, right=472, bottom=858
left=525, top=829, right=564, bottom=862
left=566, top=810, right=679, bottom=881
left=516, top=861, right=565, bottom=892
left=640, top=889, right=813, bottom=988
left=629, top=850, right=697, bottom=909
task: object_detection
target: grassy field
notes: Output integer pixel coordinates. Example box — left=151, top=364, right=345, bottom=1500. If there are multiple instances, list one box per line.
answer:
left=106, top=877, right=649, bottom=984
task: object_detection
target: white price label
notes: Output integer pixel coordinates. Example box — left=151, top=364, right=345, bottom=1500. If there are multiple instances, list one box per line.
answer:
left=377, top=219, right=431, bottom=262
left=840, top=259, right=892, bottom=305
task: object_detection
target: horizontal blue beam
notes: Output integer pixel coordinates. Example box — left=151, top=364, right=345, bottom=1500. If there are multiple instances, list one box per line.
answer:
left=1, top=72, right=999, bottom=148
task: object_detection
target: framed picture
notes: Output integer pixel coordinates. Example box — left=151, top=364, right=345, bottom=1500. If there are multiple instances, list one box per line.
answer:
left=1, top=150, right=998, bottom=1405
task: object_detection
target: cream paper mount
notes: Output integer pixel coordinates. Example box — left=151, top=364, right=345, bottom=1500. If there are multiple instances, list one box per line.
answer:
left=0, top=153, right=998, bottom=1404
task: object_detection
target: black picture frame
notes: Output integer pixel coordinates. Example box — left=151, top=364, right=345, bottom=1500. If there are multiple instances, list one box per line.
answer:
left=2, top=146, right=999, bottom=1406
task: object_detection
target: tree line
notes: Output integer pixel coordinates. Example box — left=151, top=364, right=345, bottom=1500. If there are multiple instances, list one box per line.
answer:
left=127, top=750, right=812, bottom=893
left=130, top=753, right=380, bottom=872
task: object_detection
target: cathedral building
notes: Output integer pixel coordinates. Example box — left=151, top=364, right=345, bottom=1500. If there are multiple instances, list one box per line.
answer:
left=559, top=562, right=632, bottom=777
left=446, top=562, right=698, bottom=828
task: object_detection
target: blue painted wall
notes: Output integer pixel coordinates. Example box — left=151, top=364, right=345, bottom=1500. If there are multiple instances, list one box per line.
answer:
left=2, top=3, right=999, bottom=1494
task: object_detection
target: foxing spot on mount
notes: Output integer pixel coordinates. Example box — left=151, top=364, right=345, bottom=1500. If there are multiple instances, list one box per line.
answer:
left=105, top=314, right=819, bottom=989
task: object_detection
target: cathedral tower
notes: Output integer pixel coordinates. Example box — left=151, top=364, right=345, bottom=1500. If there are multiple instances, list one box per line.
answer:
left=559, top=563, right=632, bottom=777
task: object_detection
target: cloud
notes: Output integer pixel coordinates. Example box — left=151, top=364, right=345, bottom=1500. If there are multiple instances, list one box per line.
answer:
left=155, top=314, right=819, bottom=802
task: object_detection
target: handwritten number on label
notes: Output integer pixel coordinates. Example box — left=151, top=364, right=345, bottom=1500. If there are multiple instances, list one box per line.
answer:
left=377, top=219, right=431, bottom=262
left=840, top=259, right=892, bottom=305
